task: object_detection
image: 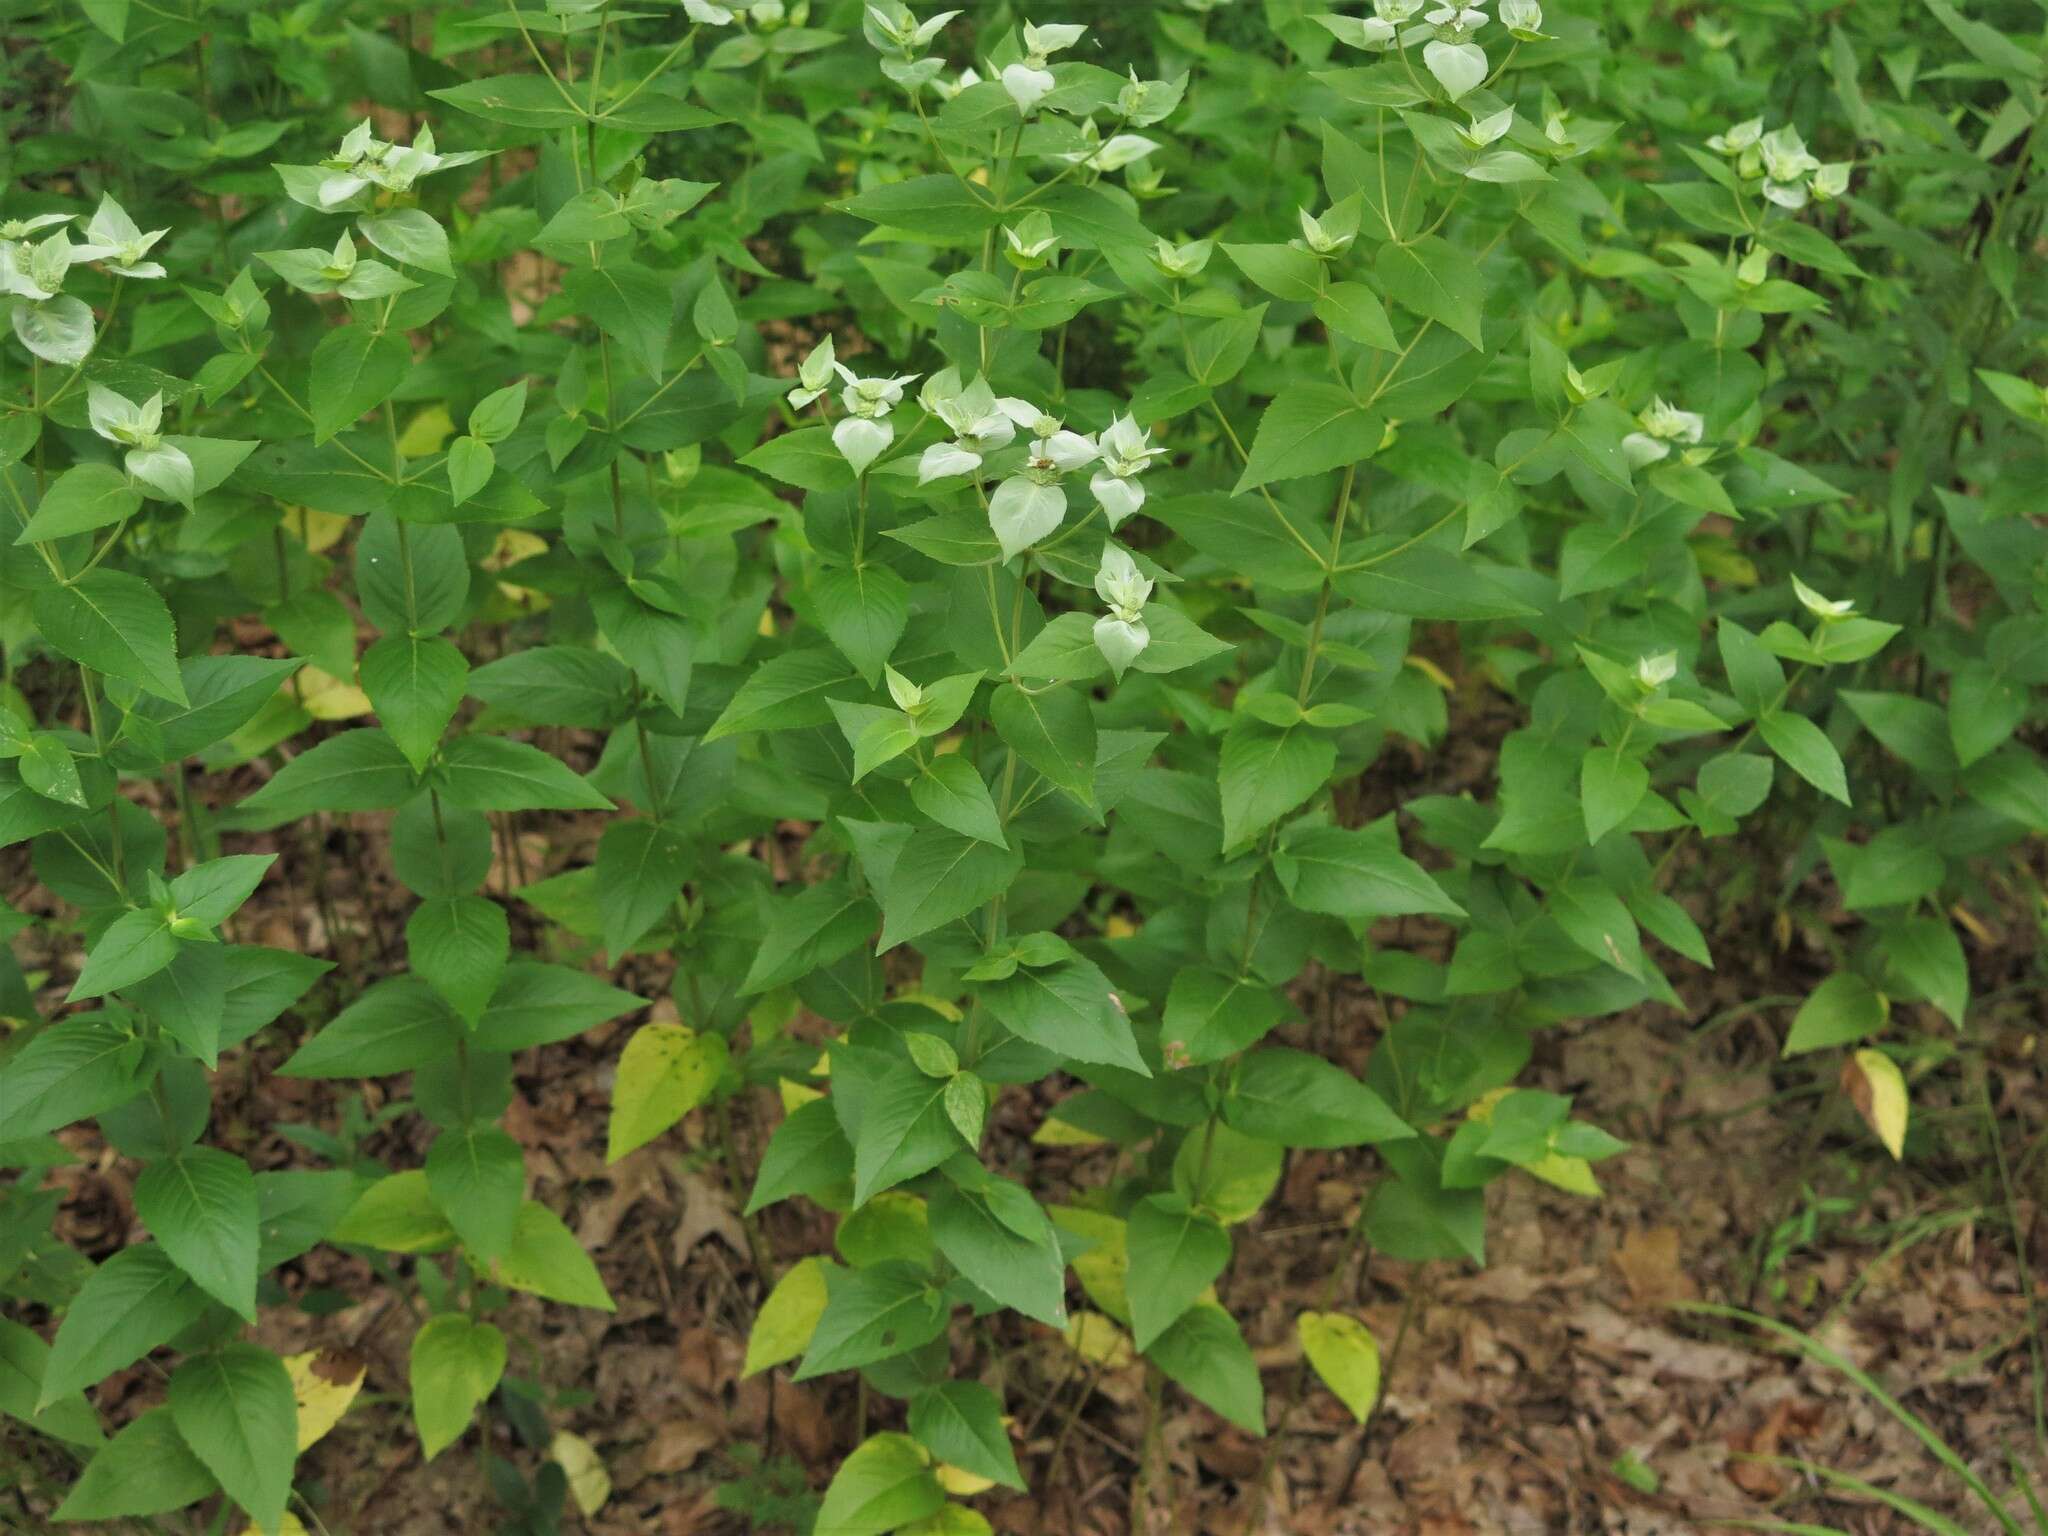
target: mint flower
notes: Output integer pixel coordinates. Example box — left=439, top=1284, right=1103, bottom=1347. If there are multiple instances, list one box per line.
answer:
left=88, top=384, right=193, bottom=504
left=829, top=363, right=917, bottom=474
left=83, top=196, right=168, bottom=280
left=787, top=336, right=837, bottom=409
left=1093, top=544, right=1154, bottom=677
left=1621, top=397, right=1704, bottom=468
left=987, top=404, right=1096, bottom=560
left=1089, top=415, right=1166, bottom=529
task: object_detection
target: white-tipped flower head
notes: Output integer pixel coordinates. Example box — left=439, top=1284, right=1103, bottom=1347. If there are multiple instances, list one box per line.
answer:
left=285, top=119, right=486, bottom=212
left=1792, top=575, right=1855, bottom=621
left=986, top=406, right=1095, bottom=560
left=1092, top=543, right=1153, bottom=677
left=932, top=65, right=982, bottom=100
left=1497, top=0, right=1544, bottom=36
left=0, top=211, right=73, bottom=242
left=1758, top=125, right=1821, bottom=208
left=1706, top=116, right=1763, bottom=155
left=1810, top=161, right=1851, bottom=201
left=1089, top=415, right=1166, bottom=529
left=684, top=0, right=735, bottom=20
left=1375, top=0, right=1425, bottom=19
left=1151, top=237, right=1213, bottom=279
left=1004, top=210, right=1060, bottom=269
left=1001, top=61, right=1056, bottom=114
left=1622, top=396, right=1703, bottom=467
left=83, top=196, right=168, bottom=280
left=1460, top=107, right=1514, bottom=149
left=827, top=362, right=916, bottom=474
left=862, top=2, right=958, bottom=52
left=1117, top=69, right=1186, bottom=127
left=1424, top=37, right=1489, bottom=98
left=1634, top=651, right=1678, bottom=689
left=1022, top=19, right=1085, bottom=56
left=787, top=335, right=837, bottom=409
left=1424, top=2, right=1486, bottom=32
left=0, top=228, right=104, bottom=301
left=87, top=384, right=193, bottom=504
left=1297, top=205, right=1355, bottom=256
left=917, top=373, right=1017, bottom=483
left=885, top=665, right=924, bottom=712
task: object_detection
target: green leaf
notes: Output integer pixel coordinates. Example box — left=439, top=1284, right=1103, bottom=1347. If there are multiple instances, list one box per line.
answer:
left=747, top=1097, right=855, bottom=1214
left=1234, top=382, right=1381, bottom=494
left=309, top=326, right=410, bottom=444
left=469, top=646, right=633, bottom=728
left=740, top=878, right=877, bottom=994
left=990, top=683, right=1096, bottom=807
left=1581, top=746, right=1649, bottom=843
left=1784, top=972, right=1888, bottom=1056
left=812, top=564, right=911, bottom=686
left=406, top=894, right=509, bottom=1025
left=41, top=1245, right=208, bottom=1409
left=425, top=1126, right=524, bottom=1260
left=0, top=1011, right=153, bottom=1139
left=18, top=462, right=142, bottom=542
left=596, top=818, right=692, bottom=957
left=54, top=1409, right=215, bottom=1520
left=167, top=1343, right=296, bottom=1534
left=1218, top=722, right=1335, bottom=850
left=331, top=1171, right=456, bottom=1253
left=1758, top=709, right=1851, bottom=805
left=851, top=1067, right=961, bottom=1206
left=1273, top=824, right=1463, bottom=918
left=927, top=1178, right=1066, bottom=1327
left=1224, top=1048, right=1411, bottom=1148
left=281, top=975, right=459, bottom=1078
left=813, top=1431, right=945, bottom=1536
left=1127, top=1195, right=1230, bottom=1350
left=432, top=733, right=611, bottom=811
left=840, top=176, right=1000, bottom=238
left=607, top=1022, right=726, bottom=1161
left=496, top=1201, right=614, bottom=1310
left=1146, top=1302, right=1264, bottom=1435
left=34, top=570, right=186, bottom=704
left=1879, top=917, right=1967, bottom=1028
left=1332, top=548, right=1535, bottom=619
left=135, top=1146, right=259, bottom=1321
left=908, top=1381, right=1025, bottom=1492
left=796, top=1263, right=949, bottom=1379
left=0, top=1315, right=102, bottom=1448
left=409, top=1314, right=507, bottom=1460
left=243, top=729, right=417, bottom=817
left=706, top=647, right=859, bottom=738
left=1376, top=235, right=1486, bottom=347
left=909, top=754, right=1007, bottom=846
left=68, top=906, right=178, bottom=1000
left=872, top=827, right=1022, bottom=952
left=360, top=636, right=468, bottom=773
left=977, top=949, right=1148, bottom=1074
left=469, top=962, right=646, bottom=1051
left=358, top=208, right=453, bottom=275
left=562, top=262, right=673, bottom=379
left=431, top=73, right=590, bottom=127
left=1165, top=970, right=1291, bottom=1065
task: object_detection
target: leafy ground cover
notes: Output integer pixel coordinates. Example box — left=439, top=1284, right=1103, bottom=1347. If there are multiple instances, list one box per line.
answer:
left=1, top=0, right=2045, bottom=1532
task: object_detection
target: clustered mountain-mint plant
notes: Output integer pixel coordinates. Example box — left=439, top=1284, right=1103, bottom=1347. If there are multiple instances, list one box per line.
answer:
left=0, top=0, right=2041, bottom=1531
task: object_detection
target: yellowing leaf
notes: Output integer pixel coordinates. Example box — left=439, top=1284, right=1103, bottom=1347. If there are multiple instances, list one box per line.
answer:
left=1298, top=1311, right=1380, bottom=1423
left=743, top=1257, right=830, bottom=1378
left=280, top=506, right=349, bottom=553
left=779, top=1076, right=825, bottom=1114
left=296, top=666, right=371, bottom=721
left=240, top=1517, right=308, bottom=1536
left=607, top=1022, right=726, bottom=1163
left=1405, top=654, right=1455, bottom=690
left=285, top=1348, right=365, bottom=1452
left=933, top=1464, right=995, bottom=1496
left=1523, top=1153, right=1601, bottom=1197
left=1843, top=1048, right=1908, bottom=1159
left=550, top=1430, right=611, bottom=1516
left=1063, top=1311, right=1133, bottom=1367
left=1032, top=1113, right=1109, bottom=1147
left=905, top=1506, right=994, bottom=1535
left=398, top=404, right=456, bottom=457
left=1051, top=1206, right=1129, bottom=1323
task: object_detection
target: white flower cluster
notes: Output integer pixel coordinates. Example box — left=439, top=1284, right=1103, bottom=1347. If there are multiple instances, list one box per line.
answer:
left=1706, top=120, right=1849, bottom=210
left=87, top=384, right=192, bottom=504
left=1093, top=543, right=1154, bottom=676
left=1324, top=0, right=1544, bottom=99
left=684, top=0, right=793, bottom=24
left=1621, top=396, right=1704, bottom=469
left=0, top=195, right=169, bottom=364
left=276, top=120, right=487, bottom=214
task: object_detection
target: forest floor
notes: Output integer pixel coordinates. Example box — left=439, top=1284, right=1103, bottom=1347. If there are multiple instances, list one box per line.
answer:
left=25, top=760, right=2048, bottom=1536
